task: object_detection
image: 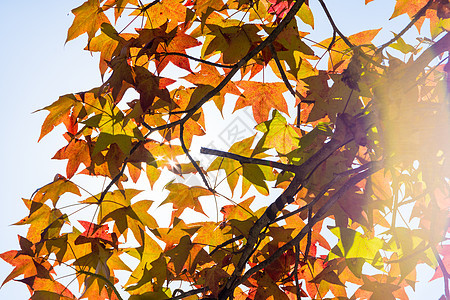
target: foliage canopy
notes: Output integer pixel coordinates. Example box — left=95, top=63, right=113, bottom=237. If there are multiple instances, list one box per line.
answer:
left=2, top=0, right=450, bottom=299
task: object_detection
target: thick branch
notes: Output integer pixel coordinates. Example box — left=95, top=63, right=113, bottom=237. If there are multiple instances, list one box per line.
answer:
left=232, top=162, right=383, bottom=290
left=219, top=113, right=355, bottom=299
left=272, top=161, right=378, bottom=224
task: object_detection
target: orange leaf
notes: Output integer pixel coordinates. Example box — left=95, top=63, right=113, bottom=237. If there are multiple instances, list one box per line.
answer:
left=160, top=183, right=213, bottom=224
left=235, top=81, right=289, bottom=123
left=66, top=0, right=110, bottom=43
left=53, top=139, right=91, bottom=179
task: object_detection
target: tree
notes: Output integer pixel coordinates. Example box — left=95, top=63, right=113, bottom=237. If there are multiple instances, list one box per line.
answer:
left=1, top=0, right=450, bottom=299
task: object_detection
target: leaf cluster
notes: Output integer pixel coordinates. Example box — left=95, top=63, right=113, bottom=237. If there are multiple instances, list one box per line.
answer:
left=2, top=0, right=450, bottom=299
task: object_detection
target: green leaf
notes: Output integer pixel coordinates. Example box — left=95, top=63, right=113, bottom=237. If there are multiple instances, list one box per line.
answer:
left=255, top=110, right=300, bottom=155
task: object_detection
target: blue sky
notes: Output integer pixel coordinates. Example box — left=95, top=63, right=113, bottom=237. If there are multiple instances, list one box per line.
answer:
left=0, top=0, right=444, bottom=299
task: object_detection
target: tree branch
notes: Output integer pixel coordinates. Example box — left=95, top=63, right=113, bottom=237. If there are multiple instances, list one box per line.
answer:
left=218, top=112, right=356, bottom=299
left=375, top=0, right=434, bottom=55
left=200, top=147, right=297, bottom=172
left=210, top=235, right=244, bottom=256
left=166, top=287, right=208, bottom=300
left=180, top=125, right=214, bottom=192
left=433, top=247, right=450, bottom=300
left=232, top=162, right=383, bottom=290
left=162, top=52, right=235, bottom=69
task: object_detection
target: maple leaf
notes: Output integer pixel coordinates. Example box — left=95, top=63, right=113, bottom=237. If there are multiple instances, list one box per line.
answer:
left=328, top=227, right=384, bottom=263
left=318, top=29, right=381, bottom=71
left=124, top=231, right=163, bottom=289
left=103, top=0, right=139, bottom=21
left=18, top=277, right=76, bottom=299
left=134, top=66, right=175, bottom=111
left=75, top=220, right=118, bottom=249
left=159, top=182, right=213, bottom=223
left=155, top=30, right=201, bottom=73
left=93, top=189, right=158, bottom=244
left=36, top=94, right=82, bottom=141
left=192, top=222, right=229, bottom=249
left=235, top=81, right=289, bottom=123
left=151, top=217, right=200, bottom=250
left=221, top=196, right=256, bottom=221
left=202, top=24, right=262, bottom=64
left=183, top=63, right=241, bottom=112
left=142, top=0, right=190, bottom=31
left=254, top=272, right=289, bottom=299
left=66, top=0, right=110, bottom=43
left=268, top=0, right=294, bottom=22
left=255, top=110, right=301, bottom=154
left=208, top=135, right=273, bottom=196
left=203, top=265, right=230, bottom=297
left=15, top=200, right=67, bottom=243
left=0, top=236, right=54, bottom=287
left=390, top=0, right=430, bottom=31
left=53, top=138, right=91, bottom=178
left=30, top=176, right=81, bottom=207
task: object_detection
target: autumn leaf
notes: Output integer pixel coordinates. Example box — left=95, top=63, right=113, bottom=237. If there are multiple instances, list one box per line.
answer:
left=155, top=30, right=201, bottom=73
left=66, top=0, right=110, bottom=43
left=124, top=231, right=163, bottom=289
left=255, top=110, right=300, bottom=154
left=53, top=139, right=91, bottom=178
left=235, top=81, right=289, bottom=123
left=159, top=182, right=213, bottom=223
left=328, top=227, right=384, bottom=263
left=142, top=0, right=189, bottom=31
left=183, top=63, right=241, bottom=111
left=0, top=236, right=54, bottom=286
left=318, top=29, right=381, bottom=71
left=36, top=94, right=82, bottom=141
left=31, top=176, right=81, bottom=207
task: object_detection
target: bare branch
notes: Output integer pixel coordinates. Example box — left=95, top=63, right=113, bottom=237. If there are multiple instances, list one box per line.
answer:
left=375, top=0, right=434, bottom=55
left=180, top=125, right=214, bottom=192
left=200, top=147, right=297, bottom=172
left=162, top=52, right=235, bottom=69
left=210, top=235, right=244, bottom=256
left=166, top=287, right=208, bottom=300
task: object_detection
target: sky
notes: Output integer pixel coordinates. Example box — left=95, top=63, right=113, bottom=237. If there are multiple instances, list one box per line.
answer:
left=0, top=0, right=445, bottom=299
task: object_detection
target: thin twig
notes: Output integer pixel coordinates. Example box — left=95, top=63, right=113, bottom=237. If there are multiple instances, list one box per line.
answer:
left=294, top=243, right=301, bottom=299
left=165, top=287, right=208, bottom=300
left=162, top=52, right=235, bottom=69
left=210, top=235, right=244, bottom=256
left=317, top=0, right=383, bottom=68
left=180, top=125, right=214, bottom=192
